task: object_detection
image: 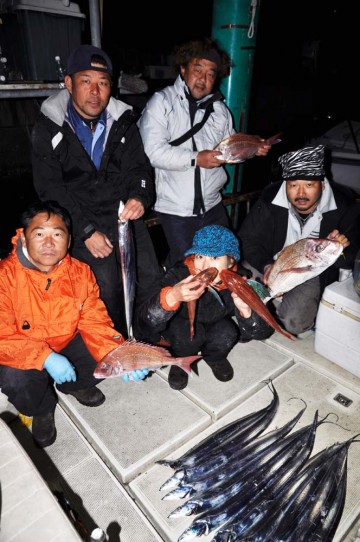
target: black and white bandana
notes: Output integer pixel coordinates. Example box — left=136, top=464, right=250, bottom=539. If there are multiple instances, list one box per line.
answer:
left=278, top=145, right=325, bottom=181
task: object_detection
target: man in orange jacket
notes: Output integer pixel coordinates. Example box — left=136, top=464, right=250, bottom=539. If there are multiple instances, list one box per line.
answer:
left=0, top=201, right=148, bottom=448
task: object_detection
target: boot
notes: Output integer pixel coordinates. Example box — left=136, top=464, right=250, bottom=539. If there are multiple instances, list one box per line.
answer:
left=168, top=365, right=188, bottom=390
left=32, top=412, right=57, bottom=448
left=206, top=359, right=234, bottom=382
left=67, top=386, right=105, bottom=407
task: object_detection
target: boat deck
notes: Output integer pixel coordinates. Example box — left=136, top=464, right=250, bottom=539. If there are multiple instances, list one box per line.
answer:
left=1, top=327, right=360, bottom=542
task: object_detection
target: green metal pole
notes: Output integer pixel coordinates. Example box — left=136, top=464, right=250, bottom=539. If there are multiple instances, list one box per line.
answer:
left=212, top=0, right=261, bottom=225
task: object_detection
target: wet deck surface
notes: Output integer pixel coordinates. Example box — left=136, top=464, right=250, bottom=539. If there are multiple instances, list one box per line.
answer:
left=2, top=326, right=360, bottom=542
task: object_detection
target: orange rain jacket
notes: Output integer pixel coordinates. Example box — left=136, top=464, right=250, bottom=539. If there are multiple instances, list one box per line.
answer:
left=0, top=230, right=124, bottom=371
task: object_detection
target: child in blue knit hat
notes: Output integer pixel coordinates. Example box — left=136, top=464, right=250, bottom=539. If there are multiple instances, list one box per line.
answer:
left=136, top=225, right=273, bottom=390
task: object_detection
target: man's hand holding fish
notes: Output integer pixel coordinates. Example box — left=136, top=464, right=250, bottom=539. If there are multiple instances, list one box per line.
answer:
left=326, top=229, right=350, bottom=249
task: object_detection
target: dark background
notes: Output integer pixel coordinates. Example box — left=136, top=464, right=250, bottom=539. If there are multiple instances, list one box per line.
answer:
left=85, top=0, right=359, bottom=187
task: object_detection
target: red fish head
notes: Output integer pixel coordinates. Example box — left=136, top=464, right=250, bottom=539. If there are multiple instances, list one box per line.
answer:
left=190, top=267, right=218, bottom=288
left=219, top=269, right=246, bottom=290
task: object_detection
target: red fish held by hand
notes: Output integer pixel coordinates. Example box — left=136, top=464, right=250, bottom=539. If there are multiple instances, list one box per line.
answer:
left=214, top=132, right=282, bottom=163
left=94, top=339, right=202, bottom=379
left=219, top=269, right=295, bottom=341
left=188, top=267, right=219, bottom=340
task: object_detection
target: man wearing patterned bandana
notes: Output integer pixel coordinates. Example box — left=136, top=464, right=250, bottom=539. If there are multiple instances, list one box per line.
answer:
left=138, top=37, right=270, bottom=270
left=136, top=225, right=273, bottom=390
left=239, top=145, right=360, bottom=336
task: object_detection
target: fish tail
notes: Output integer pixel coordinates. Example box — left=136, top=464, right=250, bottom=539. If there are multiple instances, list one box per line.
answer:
left=176, top=355, right=202, bottom=376
left=279, top=327, right=297, bottom=341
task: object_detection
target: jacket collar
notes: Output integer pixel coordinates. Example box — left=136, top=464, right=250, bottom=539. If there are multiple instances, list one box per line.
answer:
left=40, top=89, right=132, bottom=127
left=271, top=177, right=337, bottom=214
left=175, top=75, right=224, bottom=108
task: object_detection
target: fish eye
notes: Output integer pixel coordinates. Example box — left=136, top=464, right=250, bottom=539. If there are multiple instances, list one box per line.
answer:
left=316, top=244, right=324, bottom=252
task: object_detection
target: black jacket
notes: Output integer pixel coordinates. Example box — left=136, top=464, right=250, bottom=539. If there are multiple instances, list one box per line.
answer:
left=239, top=181, right=360, bottom=289
left=137, top=262, right=273, bottom=342
left=31, top=90, right=155, bottom=243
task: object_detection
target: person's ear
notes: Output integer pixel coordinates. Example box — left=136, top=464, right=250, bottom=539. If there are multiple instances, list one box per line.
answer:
left=228, top=256, right=235, bottom=269
left=68, top=235, right=71, bottom=249
left=20, top=232, right=26, bottom=248
left=64, top=75, right=72, bottom=94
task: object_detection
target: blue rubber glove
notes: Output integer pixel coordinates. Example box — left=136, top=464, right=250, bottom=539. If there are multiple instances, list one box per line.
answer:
left=122, top=369, right=150, bottom=383
left=44, top=352, right=77, bottom=385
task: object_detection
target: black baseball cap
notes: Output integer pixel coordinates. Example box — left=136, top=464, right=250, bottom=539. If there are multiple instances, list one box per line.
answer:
left=66, top=44, right=113, bottom=76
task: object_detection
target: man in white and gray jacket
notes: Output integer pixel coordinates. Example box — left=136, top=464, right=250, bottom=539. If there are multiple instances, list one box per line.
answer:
left=138, top=37, right=269, bottom=269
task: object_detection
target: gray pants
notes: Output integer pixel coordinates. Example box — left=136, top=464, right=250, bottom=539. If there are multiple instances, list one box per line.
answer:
left=242, top=261, right=321, bottom=336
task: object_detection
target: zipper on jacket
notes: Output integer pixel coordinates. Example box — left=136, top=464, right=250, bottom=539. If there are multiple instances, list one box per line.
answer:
left=45, top=278, right=51, bottom=291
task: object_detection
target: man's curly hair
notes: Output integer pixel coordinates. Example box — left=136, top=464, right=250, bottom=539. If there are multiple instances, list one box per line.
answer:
left=174, top=37, right=231, bottom=78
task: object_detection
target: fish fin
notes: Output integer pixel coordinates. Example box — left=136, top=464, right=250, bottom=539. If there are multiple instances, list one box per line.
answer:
left=266, top=131, right=283, bottom=145
left=278, top=265, right=313, bottom=274
left=207, top=285, right=225, bottom=306
left=122, top=338, right=174, bottom=358
left=246, top=279, right=270, bottom=301
left=280, top=328, right=297, bottom=341
left=176, top=355, right=202, bottom=375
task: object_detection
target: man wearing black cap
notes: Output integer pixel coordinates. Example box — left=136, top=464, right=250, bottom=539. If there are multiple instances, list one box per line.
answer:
left=239, top=144, right=360, bottom=335
left=31, top=44, right=162, bottom=338
left=138, top=37, right=270, bottom=270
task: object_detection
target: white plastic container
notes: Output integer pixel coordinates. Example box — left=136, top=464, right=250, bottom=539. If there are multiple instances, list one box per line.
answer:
left=315, top=276, right=360, bottom=377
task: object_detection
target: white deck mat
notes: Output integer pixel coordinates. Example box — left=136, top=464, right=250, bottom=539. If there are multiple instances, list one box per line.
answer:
left=58, top=339, right=292, bottom=484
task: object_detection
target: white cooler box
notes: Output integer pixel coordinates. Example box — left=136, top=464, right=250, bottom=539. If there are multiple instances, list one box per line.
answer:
left=315, top=276, right=360, bottom=377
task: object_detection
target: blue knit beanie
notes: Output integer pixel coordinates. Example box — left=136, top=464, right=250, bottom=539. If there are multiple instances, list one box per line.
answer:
left=184, top=225, right=240, bottom=260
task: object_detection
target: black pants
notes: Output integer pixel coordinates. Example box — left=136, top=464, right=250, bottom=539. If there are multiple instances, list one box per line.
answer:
left=72, top=218, right=163, bottom=338
left=156, top=202, right=230, bottom=269
left=0, top=334, right=101, bottom=417
left=163, top=317, right=239, bottom=363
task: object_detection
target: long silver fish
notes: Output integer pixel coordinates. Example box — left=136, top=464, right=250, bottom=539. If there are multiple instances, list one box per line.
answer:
left=158, top=381, right=279, bottom=492
left=211, top=416, right=348, bottom=542
left=237, top=434, right=359, bottom=542
left=167, top=402, right=306, bottom=514
left=178, top=410, right=323, bottom=541
left=118, top=200, right=136, bottom=339
left=264, top=237, right=344, bottom=299
left=158, top=380, right=278, bottom=473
